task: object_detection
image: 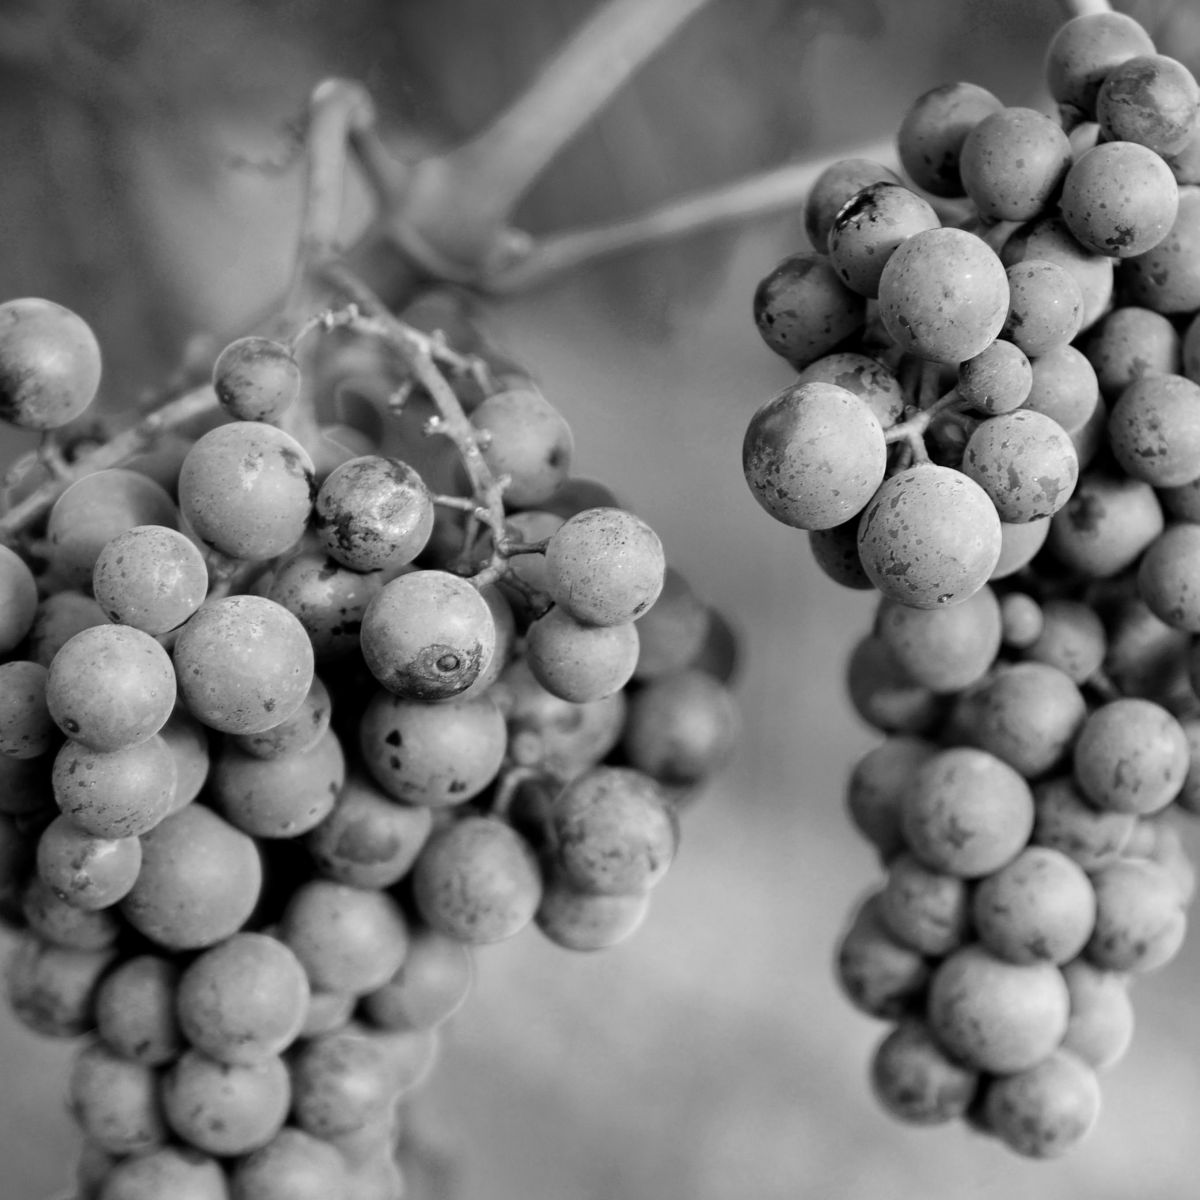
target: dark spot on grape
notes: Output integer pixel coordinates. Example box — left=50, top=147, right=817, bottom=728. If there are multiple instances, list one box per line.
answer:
left=389, top=755, right=402, bottom=771
left=63, top=718, right=79, bottom=734
left=384, top=729, right=402, bottom=747
left=264, top=699, right=276, bottom=712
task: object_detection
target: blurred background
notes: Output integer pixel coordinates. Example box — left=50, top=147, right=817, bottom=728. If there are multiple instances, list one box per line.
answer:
left=4, top=0, right=1200, bottom=1197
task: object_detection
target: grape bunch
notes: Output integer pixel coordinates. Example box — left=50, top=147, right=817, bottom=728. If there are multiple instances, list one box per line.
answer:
left=0, top=290, right=739, bottom=1199
left=744, top=9, right=1200, bottom=1161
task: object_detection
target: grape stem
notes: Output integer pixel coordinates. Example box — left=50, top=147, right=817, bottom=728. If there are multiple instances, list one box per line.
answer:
left=0, top=384, right=217, bottom=547
left=1057, top=0, right=1112, bottom=17
left=884, top=387, right=965, bottom=464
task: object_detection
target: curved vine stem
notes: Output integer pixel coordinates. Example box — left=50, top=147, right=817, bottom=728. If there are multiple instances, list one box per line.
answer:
left=484, top=139, right=896, bottom=293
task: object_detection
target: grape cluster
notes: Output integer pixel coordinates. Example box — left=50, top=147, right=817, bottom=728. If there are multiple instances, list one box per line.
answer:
left=0, top=294, right=739, bottom=1198
left=746, top=10, right=1200, bottom=1161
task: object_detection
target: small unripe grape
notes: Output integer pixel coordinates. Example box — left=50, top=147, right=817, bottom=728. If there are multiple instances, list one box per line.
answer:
left=173, top=595, right=314, bottom=735
left=1097, top=54, right=1200, bottom=156
left=1000, top=592, right=1043, bottom=650
left=93, top=954, right=183, bottom=1066
left=983, top=1050, right=1101, bottom=1158
left=877, top=228, right=1009, bottom=363
left=957, top=339, right=1032, bottom=415
left=52, top=735, right=177, bottom=840
left=0, top=298, right=102, bottom=430
left=412, top=815, right=543, bottom=944
left=959, top=106, right=1073, bottom=221
left=469, top=386, right=575, bottom=507
left=278, top=879, right=409, bottom=995
left=794, top=351, right=905, bottom=430
left=927, top=943, right=1069, bottom=1072
left=120, top=804, right=262, bottom=951
left=804, top=157, right=901, bottom=249
left=827, top=182, right=940, bottom=298
left=544, top=506, right=666, bottom=625
left=0, top=544, right=38, bottom=654
left=743, top=381, right=887, bottom=531
left=92, top=525, right=208, bottom=634
left=313, top=454, right=434, bottom=573
left=870, top=1019, right=978, bottom=1125
left=896, top=81, right=1003, bottom=197
left=161, top=1048, right=291, bottom=1156
left=1045, top=11, right=1156, bottom=115
left=178, top=420, right=315, bottom=561
left=36, top=816, right=142, bottom=909
left=1109, top=373, right=1200, bottom=487
left=1061, top=141, right=1178, bottom=258
left=359, top=688, right=506, bottom=807
left=1087, top=857, right=1187, bottom=972
left=835, top=892, right=931, bottom=1019
left=361, top=569, right=496, bottom=701
left=177, top=932, right=310, bottom=1065
left=962, top=409, right=1079, bottom=522
left=900, top=746, right=1034, bottom=878
left=46, top=623, right=176, bottom=752
left=752, top=251, right=866, bottom=368
left=46, top=469, right=178, bottom=591
left=1073, top=698, right=1188, bottom=815
left=212, top=335, right=301, bottom=421
left=857, top=464, right=1001, bottom=609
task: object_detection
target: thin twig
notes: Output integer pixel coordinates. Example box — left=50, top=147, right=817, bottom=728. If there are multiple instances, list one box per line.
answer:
left=482, top=140, right=895, bottom=292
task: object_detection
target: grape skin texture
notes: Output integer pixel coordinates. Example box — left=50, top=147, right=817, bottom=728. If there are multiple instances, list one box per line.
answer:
left=982, top=1050, right=1101, bottom=1159
left=1108, top=372, right=1200, bottom=487
left=856, top=465, right=1001, bottom=609
left=0, top=544, right=38, bottom=653
left=803, top=157, right=901, bottom=249
left=895, top=81, right=1003, bottom=197
left=1002, top=260, right=1085, bottom=358
left=212, top=336, right=301, bottom=423
left=752, top=251, right=865, bottom=368
left=1045, top=11, right=1157, bottom=114
left=827, top=182, right=940, bottom=298
left=0, top=297, right=102, bottom=430
left=877, top=228, right=1010, bottom=363
left=178, top=421, right=316, bottom=561
left=870, top=1019, right=978, bottom=1125
left=1096, top=54, right=1200, bottom=156
left=92, top=524, right=209, bottom=635
left=959, top=106, right=1073, bottom=222
left=743, top=382, right=887, bottom=531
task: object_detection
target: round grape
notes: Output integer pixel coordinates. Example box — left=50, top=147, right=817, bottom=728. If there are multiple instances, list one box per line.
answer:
left=360, top=569, right=496, bottom=701
left=93, top=954, right=182, bottom=1067
left=1085, top=305, right=1180, bottom=399
left=896, top=81, right=1003, bottom=196
left=794, top=351, right=905, bottom=430
left=877, top=852, right=970, bottom=957
left=743, top=381, right=887, bottom=531
left=1002, top=260, right=1085, bottom=358
left=0, top=298, right=101, bottom=430
left=92, top=524, right=208, bottom=635
left=0, top=544, right=38, bottom=654
left=525, top=606, right=639, bottom=703
left=173, top=595, right=314, bottom=735
left=360, top=926, right=472, bottom=1032
left=1121, top=185, right=1200, bottom=313
left=53, top=735, right=177, bottom=839
left=469, top=385, right=575, bottom=507
left=957, top=339, right=1032, bottom=415
left=803, top=157, right=901, bottom=249
left=1061, top=141, right=1178, bottom=258
left=870, top=1019, right=978, bottom=1125
left=313, top=454, right=434, bottom=573
left=1045, top=11, right=1156, bottom=115
left=962, top=409, right=1079, bottom=522
left=1096, top=54, right=1200, bottom=156
left=752, top=251, right=865, bottom=368
left=36, top=816, right=142, bottom=910
left=1047, top=472, right=1164, bottom=578
left=1087, top=857, right=1187, bottom=972
left=0, top=660, right=55, bottom=758
left=212, top=335, right=301, bottom=422
left=856, top=464, right=1001, bottom=609
left=535, top=875, right=651, bottom=952
left=877, top=228, right=1009, bottom=363
left=960, top=106, right=1073, bottom=221
left=229, top=1127, right=350, bottom=1200
left=67, top=1039, right=166, bottom=1156
left=834, top=892, right=930, bottom=1019
left=95, top=1145, right=227, bottom=1200
left=1109, top=372, right=1200, bottom=487
left=983, top=1050, right=1101, bottom=1159
left=178, top=420, right=315, bottom=561
left=827, top=182, right=940, bottom=298
left=1060, top=958, right=1135, bottom=1070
